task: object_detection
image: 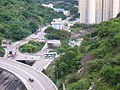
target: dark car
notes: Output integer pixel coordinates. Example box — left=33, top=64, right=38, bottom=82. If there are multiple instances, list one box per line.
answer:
left=15, top=78, right=20, bottom=82
left=28, top=78, right=34, bottom=82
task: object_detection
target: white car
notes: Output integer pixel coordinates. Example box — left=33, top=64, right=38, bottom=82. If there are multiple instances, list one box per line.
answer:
left=4, top=80, right=9, bottom=85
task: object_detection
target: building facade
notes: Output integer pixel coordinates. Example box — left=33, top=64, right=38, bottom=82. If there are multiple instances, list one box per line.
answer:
left=51, top=18, right=68, bottom=30
left=79, top=0, right=120, bottom=24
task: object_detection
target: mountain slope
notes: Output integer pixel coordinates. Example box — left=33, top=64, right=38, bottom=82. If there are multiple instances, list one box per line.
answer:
left=0, top=0, right=65, bottom=41
left=44, top=17, right=120, bottom=90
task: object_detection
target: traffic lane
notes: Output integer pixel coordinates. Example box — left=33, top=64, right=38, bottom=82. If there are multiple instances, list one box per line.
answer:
left=0, top=61, right=45, bottom=90
left=0, top=61, right=43, bottom=90
left=0, top=72, right=12, bottom=88
left=1, top=60, right=57, bottom=90
left=0, top=62, right=43, bottom=90
left=0, top=71, right=22, bottom=90
left=17, top=83, right=27, bottom=90
left=6, top=26, right=47, bottom=54
left=5, top=77, right=21, bottom=90
left=1, top=76, right=16, bottom=90
left=9, top=60, right=57, bottom=90
left=33, top=59, right=53, bottom=71
left=15, top=54, right=41, bottom=61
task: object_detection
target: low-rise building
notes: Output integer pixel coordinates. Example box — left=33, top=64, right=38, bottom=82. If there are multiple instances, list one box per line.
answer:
left=53, top=8, right=65, bottom=12
left=47, top=40, right=61, bottom=49
left=42, top=3, right=53, bottom=9
left=1, top=39, right=12, bottom=48
left=63, top=11, right=70, bottom=16
left=53, top=8, right=70, bottom=16
left=51, top=18, right=68, bottom=30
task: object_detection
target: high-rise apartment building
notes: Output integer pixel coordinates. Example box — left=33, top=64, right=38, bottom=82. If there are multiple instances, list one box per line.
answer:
left=79, top=0, right=120, bottom=24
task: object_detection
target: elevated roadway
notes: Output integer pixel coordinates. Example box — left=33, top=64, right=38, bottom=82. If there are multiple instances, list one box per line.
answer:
left=1, top=26, right=58, bottom=90
left=0, top=58, right=57, bottom=90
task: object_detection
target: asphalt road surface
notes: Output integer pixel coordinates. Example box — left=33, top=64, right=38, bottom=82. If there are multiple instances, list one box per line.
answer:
left=0, top=71, right=26, bottom=90
left=0, top=58, right=57, bottom=90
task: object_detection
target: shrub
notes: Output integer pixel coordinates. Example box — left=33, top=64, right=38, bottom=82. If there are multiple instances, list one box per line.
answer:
left=101, top=66, right=120, bottom=84
left=88, top=59, right=104, bottom=72
left=67, top=78, right=91, bottom=90
left=19, top=40, right=45, bottom=53
left=0, top=46, right=5, bottom=57
left=116, top=83, right=120, bottom=90
left=44, top=27, right=70, bottom=41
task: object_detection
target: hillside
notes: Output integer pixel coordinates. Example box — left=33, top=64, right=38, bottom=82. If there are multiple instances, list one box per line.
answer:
left=0, top=0, right=65, bottom=41
left=37, top=0, right=79, bottom=20
left=43, top=17, right=120, bottom=90
left=0, top=0, right=66, bottom=57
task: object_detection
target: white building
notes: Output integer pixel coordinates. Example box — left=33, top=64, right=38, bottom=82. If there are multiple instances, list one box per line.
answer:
left=79, top=0, right=120, bottom=24
left=42, top=3, right=53, bottom=8
left=53, top=8, right=65, bottom=12
left=51, top=18, right=68, bottom=30
left=63, top=11, right=70, bottom=16
left=53, top=8, right=70, bottom=16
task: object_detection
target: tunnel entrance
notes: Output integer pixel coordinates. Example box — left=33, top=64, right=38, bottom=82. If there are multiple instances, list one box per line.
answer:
left=17, top=60, right=35, bottom=66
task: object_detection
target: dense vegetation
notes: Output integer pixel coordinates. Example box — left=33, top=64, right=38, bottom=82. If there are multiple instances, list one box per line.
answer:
left=51, top=0, right=78, bottom=19
left=37, top=0, right=79, bottom=20
left=19, top=40, right=45, bottom=53
left=0, top=46, right=5, bottom=57
left=69, top=13, right=80, bottom=21
left=45, top=27, right=71, bottom=54
left=117, top=13, right=120, bottom=18
left=54, top=2, right=78, bottom=15
left=43, top=17, right=120, bottom=90
left=0, top=0, right=65, bottom=41
left=45, top=27, right=70, bottom=41
left=71, top=23, right=96, bottom=31
left=37, top=0, right=78, bottom=6
left=0, top=36, right=5, bottom=57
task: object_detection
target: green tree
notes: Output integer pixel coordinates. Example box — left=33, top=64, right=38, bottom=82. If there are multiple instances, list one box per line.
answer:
left=0, top=37, right=3, bottom=45
left=101, top=66, right=120, bottom=84
left=116, top=13, right=120, bottom=18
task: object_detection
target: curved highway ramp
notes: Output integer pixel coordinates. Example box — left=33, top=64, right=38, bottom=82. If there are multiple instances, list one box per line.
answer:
left=0, top=58, right=57, bottom=90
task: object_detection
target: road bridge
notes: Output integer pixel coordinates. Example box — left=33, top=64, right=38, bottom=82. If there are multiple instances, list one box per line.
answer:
left=0, top=58, right=57, bottom=90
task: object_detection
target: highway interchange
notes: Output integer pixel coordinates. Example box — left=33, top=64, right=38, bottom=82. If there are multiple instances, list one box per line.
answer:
left=0, top=26, right=58, bottom=90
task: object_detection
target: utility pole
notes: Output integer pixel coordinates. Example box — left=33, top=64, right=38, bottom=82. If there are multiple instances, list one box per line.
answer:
left=62, top=83, right=66, bottom=90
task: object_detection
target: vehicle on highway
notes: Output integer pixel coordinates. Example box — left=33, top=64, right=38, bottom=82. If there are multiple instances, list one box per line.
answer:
left=9, top=50, right=13, bottom=54
left=4, top=76, right=9, bottom=80
left=15, top=78, right=20, bottom=82
left=4, top=80, right=9, bottom=85
left=28, top=78, right=34, bottom=82
left=0, top=69, right=3, bottom=74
